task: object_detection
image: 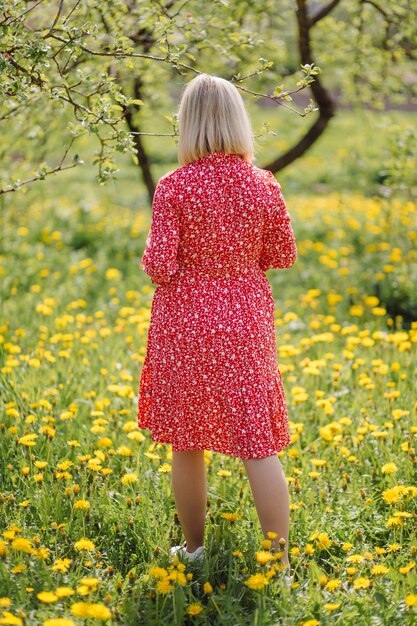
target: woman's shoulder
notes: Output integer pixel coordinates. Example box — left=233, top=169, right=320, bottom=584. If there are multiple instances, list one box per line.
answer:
left=251, top=164, right=278, bottom=182
left=247, top=165, right=281, bottom=195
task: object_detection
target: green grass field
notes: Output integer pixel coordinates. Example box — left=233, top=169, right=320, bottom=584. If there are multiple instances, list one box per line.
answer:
left=1, top=107, right=417, bottom=625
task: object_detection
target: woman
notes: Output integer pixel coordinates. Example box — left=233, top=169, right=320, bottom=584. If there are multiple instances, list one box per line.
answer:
left=137, top=73, right=297, bottom=579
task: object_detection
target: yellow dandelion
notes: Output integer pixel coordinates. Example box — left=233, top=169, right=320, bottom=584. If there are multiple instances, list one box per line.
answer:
left=35, top=547, right=50, bottom=560
left=346, top=554, right=364, bottom=564
left=121, top=473, right=138, bottom=485
left=217, top=469, right=231, bottom=477
left=381, top=463, right=398, bottom=475
left=371, top=564, right=389, bottom=576
left=74, top=500, right=90, bottom=510
left=168, top=570, right=187, bottom=586
left=51, top=557, right=72, bottom=572
left=405, top=594, right=417, bottom=607
left=43, top=620, right=76, bottom=626
left=324, top=602, right=341, bottom=611
left=382, top=485, right=402, bottom=504
left=70, top=602, right=111, bottom=619
left=55, top=587, right=75, bottom=598
left=79, top=577, right=100, bottom=588
left=0, top=612, right=23, bottom=625
left=203, top=582, right=213, bottom=594
left=105, top=268, right=121, bottom=280
left=156, top=579, right=173, bottom=594
left=149, top=566, right=168, bottom=579
left=364, top=296, right=379, bottom=307
left=244, top=573, right=269, bottom=590
left=37, top=591, right=58, bottom=604
left=256, top=551, right=274, bottom=564
left=399, top=561, right=415, bottom=575
left=11, top=538, right=33, bottom=553
left=74, top=538, right=96, bottom=551
left=187, top=603, right=203, bottom=616
left=353, top=577, right=371, bottom=590
left=325, top=579, right=342, bottom=592
left=0, top=599, right=11, bottom=609
left=232, top=550, right=244, bottom=558
left=221, top=512, right=239, bottom=522
left=18, top=433, right=38, bottom=447
left=315, top=533, right=332, bottom=549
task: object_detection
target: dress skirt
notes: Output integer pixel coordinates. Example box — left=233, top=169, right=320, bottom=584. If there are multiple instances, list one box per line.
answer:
left=137, top=267, right=292, bottom=459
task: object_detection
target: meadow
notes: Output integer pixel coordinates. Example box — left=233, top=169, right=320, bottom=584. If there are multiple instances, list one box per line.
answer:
left=1, top=105, right=417, bottom=625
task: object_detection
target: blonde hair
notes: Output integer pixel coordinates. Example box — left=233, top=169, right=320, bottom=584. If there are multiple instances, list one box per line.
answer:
left=177, top=73, right=255, bottom=166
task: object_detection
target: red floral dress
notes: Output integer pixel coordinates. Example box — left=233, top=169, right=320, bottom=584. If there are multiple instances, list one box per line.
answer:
left=137, top=151, right=297, bottom=459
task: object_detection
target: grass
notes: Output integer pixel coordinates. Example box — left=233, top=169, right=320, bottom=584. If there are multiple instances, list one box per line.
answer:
left=0, top=107, right=417, bottom=625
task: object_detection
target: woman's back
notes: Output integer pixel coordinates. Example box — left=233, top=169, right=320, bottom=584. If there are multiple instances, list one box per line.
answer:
left=141, top=151, right=297, bottom=284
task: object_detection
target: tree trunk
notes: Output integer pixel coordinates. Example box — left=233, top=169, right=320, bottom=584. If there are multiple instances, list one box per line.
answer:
left=124, top=77, right=156, bottom=202
left=263, top=0, right=338, bottom=173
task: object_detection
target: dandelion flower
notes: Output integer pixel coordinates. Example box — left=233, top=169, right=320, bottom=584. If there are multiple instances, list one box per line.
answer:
left=187, top=603, right=203, bottom=615
left=70, top=602, right=111, bottom=619
left=353, top=577, right=371, bottom=590
left=256, top=551, right=274, bottom=564
left=371, top=565, right=389, bottom=576
left=79, top=577, right=100, bottom=588
left=11, top=538, right=33, bottom=553
left=0, top=599, right=11, bottom=609
left=156, top=579, right=173, bottom=594
left=0, top=612, right=23, bottom=625
left=149, top=566, right=168, bottom=580
left=244, top=573, right=269, bottom=590
left=37, top=591, right=58, bottom=604
left=55, top=587, right=75, bottom=598
left=121, top=473, right=138, bottom=485
left=74, top=538, right=95, bottom=552
left=74, top=500, right=90, bottom=510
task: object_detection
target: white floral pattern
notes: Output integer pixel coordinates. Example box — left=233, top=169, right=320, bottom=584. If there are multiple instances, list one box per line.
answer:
left=137, top=151, right=297, bottom=459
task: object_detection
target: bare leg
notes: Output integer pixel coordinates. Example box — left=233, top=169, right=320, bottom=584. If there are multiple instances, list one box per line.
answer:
left=243, top=453, right=291, bottom=573
left=171, top=449, right=207, bottom=553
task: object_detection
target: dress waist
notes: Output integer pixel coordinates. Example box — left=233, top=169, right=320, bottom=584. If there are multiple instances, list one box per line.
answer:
left=174, top=264, right=265, bottom=280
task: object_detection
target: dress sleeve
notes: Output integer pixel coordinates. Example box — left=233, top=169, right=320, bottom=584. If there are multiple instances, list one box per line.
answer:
left=140, top=174, right=180, bottom=285
left=259, top=171, right=297, bottom=272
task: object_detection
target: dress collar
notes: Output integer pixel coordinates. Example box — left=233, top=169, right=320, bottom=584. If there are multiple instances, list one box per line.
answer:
left=192, top=151, right=246, bottom=165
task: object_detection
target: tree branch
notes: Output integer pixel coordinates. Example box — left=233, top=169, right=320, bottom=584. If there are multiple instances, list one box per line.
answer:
left=361, top=0, right=390, bottom=20
left=263, top=0, right=337, bottom=173
left=42, top=0, right=65, bottom=38
left=309, top=0, right=343, bottom=27
left=0, top=139, right=79, bottom=195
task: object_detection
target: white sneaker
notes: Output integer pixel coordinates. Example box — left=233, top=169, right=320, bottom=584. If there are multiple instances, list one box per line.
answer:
left=284, top=574, right=294, bottom=588
left=170, top=541, right=205, bottom=562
